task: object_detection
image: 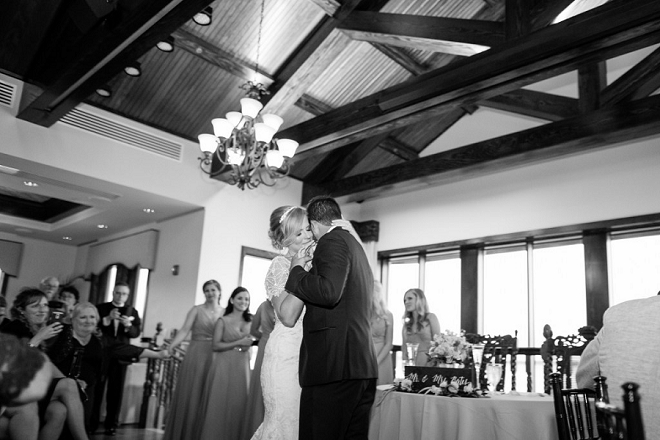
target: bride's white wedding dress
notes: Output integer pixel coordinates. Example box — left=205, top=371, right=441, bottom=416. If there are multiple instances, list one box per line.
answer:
left=251, top=255, right=304, bottom=440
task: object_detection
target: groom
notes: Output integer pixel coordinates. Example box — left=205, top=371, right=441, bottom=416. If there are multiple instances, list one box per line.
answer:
left=286, top=195, right=378, bottom=440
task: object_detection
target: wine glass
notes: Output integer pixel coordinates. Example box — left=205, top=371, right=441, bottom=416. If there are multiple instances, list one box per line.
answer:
left=486, top=363, right=502, bottom=394
left=405, top=343, right=419, bottom=367
left=472, top=344, right=485, bottom=388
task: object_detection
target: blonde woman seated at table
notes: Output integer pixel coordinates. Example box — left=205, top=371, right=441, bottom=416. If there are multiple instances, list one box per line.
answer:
left=401, top=288, right=440, bottom=367
left=371, top=281, right=394, bottom=384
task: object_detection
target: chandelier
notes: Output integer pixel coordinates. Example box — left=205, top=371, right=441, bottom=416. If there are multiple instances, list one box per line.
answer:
left=197, top=82, right=298, bottom=190
left=197, top=0, right=298, bottom=190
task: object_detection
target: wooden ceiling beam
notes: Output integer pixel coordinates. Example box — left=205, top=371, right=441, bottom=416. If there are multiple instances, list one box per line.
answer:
left=601, top=45, right=660, bottom=106
left=307, top=0, right=341, bottom=16
left=15, top=0, right=214, bottom=127
left=578, top=62, right=606, bottom=113
left=378, top=138, right=418, bottom=161
left=260, top=0, right=365, bottom=115
left=308, top=132, right=391, bottom=182
left=479, top=89, right=578, bottom=121
left=295, top=94, right=334, bottom=115
left=0, top=0, right=67, bottom=77
left=278, top=0, right=660, bottom=157
left=303, top=93, right=660, bottom=203
left=529, top=0, right=575, bottom=31
left=370, top=43, right=427, bottom=75
left=505, top=0, right=531, bottom=40
left=338, top=12, right=503, bottom=54
left=172, top=28, right=274, bottom=86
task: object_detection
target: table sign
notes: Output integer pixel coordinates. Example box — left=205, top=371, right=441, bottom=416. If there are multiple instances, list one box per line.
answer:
left=404, top=366, right=476, bottom=394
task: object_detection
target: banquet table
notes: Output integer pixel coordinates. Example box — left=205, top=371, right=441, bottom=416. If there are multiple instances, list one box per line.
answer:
left=369, top=386, right=559, bottom=440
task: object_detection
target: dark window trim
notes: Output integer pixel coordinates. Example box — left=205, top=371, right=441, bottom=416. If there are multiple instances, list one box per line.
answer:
left=379, top=212, right=660, bottom=259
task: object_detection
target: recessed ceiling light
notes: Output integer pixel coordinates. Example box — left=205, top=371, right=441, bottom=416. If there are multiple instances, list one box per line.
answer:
left=156, top=36, right=175, bottom=53
left=0, top=164, right=19, bottom=174
left=124, top=62, right=142, bottom=77
left=23, top=181, right=39, bottom=187
left=97, top=224, right=108, bottom=229
left=96, top=86, right=112, bottom=97
left=143, top=208, right=155, bottom=213
left=62, top=236, right=72, bottom=241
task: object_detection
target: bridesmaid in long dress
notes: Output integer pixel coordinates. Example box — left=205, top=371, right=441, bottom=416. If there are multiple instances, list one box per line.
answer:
left=199, top=287, right=254, bottom=440
left=244, top=299, right=275, bottom=439
left=163, top=280, right=223, bottom=440
left=370, top=281, right=394, bottom=384
left=401, top=288, right=440, bottom=366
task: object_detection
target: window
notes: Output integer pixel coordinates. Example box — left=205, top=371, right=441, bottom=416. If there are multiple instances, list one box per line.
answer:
left=532, top=241, right=586, bottom=346
left=424, top=252, right=461, bottom=334
left=483, top=246, right=529, bottom=343
left=385, top=257, right=419, bottom=346
left=239, top=247, right=277, bottom=370
left=610, top=231, right=660, bottom=306
left=239, top=247, right=277, bottom=313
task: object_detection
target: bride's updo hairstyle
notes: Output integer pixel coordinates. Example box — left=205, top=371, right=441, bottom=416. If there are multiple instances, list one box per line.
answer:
left=268, top=206, right=306, bottom=250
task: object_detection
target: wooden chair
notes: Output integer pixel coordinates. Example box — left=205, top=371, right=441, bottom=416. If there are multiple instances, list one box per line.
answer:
left=541, top=324, right=596, bottom=394
left=550, top=372, right=603, bottom=440
left=465, top=331, right=518, bottom=391
left=596, top=382, right=646, bottom=440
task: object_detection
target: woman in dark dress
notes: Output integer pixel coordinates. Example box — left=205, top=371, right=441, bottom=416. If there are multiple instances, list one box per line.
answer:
left=47, top=302, right=169, bottom=433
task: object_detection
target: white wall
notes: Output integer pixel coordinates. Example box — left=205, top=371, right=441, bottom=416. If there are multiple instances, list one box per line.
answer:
left=195, top=179, right=303, bottom=309
left=142, top=210, right=205, bottom=336
left=357, top=135, right=660, bottom=252
left=0, top=232, right=77, bottom=305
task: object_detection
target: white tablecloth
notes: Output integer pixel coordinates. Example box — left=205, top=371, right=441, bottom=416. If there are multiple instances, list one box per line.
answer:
left=369, top=386, right=559, bottom=440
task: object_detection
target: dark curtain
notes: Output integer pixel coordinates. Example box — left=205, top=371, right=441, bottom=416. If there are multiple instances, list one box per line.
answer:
left=88, top=264, right=139, bottom=307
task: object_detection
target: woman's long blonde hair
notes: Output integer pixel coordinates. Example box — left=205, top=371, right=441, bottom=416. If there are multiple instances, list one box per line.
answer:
left=403, top=288, right=430, bottom=333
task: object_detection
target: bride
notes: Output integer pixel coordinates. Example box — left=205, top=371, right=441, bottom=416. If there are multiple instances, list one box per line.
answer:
left=251, top=205, right=312, bottom=440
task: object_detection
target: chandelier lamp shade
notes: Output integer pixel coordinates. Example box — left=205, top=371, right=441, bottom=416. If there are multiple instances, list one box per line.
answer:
left=198, top=83, right=299, bottom=190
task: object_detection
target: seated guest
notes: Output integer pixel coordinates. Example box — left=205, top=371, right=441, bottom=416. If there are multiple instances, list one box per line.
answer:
left=0, top=334, right=53, bottom=440
left=401, top=288, right=440, bottom=367
left=576, top=294, right=660, bottom=438
left=57, top=286, right=80, bottom=324
left=0, top=296, right=8, bottom=329
left=371, top=281, right=394, bottom=384
left=39, top=277, right=60, bottom=302
left=47, top=302, right=168, bottom=433
left=1, top=288, right=89, bottom=440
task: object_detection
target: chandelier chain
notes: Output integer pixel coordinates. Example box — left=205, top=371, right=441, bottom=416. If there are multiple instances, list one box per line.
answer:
left=255, top=0, right=265, bottom=84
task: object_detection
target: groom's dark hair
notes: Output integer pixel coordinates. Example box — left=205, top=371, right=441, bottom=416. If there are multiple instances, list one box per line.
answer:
left=307, top=195, right=342, bottom=226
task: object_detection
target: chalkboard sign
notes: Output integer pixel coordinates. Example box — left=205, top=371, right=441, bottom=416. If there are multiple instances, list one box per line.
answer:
left=404, top=366, right=475, bottom=393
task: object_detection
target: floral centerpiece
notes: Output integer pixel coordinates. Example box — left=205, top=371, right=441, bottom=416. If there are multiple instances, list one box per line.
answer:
left=427, top=330, right=472, bottom=367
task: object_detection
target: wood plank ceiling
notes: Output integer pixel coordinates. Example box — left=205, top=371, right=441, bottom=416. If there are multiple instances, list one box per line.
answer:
left=1, top=0, right=660, bottom=204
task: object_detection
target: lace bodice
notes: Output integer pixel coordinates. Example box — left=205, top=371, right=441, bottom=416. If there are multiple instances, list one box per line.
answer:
left=264, top=255, right=305, bottom=326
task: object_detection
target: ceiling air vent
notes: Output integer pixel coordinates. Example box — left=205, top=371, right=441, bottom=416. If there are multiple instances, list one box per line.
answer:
left=0, top=80, right=17, bottom=108
left=60, top=108, right=183, bottom=161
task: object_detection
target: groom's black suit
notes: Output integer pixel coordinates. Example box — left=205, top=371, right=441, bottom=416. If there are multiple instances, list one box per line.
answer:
left=286, top=227, right=378, bottom=439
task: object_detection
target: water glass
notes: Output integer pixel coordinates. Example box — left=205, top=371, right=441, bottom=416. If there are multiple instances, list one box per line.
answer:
left=486, top=363, right=502, bottom=393
left=405, top=343, right=419, bottom=367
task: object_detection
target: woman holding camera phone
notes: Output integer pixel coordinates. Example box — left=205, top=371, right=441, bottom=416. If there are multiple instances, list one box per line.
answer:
left=1, top=288, right=90, bottom=440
